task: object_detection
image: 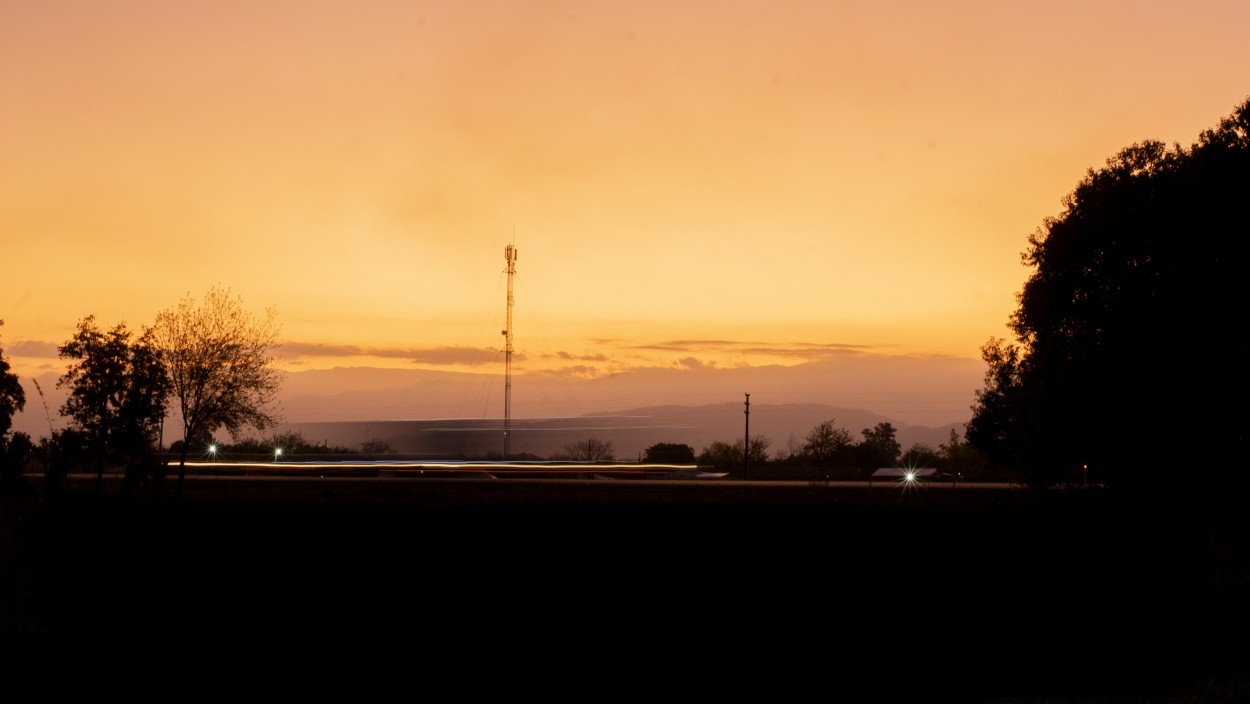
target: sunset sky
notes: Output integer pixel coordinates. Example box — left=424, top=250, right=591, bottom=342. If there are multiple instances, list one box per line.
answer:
left=4, top=1, right=1249, bottom=434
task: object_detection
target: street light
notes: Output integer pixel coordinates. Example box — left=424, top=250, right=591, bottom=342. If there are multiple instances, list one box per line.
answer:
left=274, top=447, right=283, bottom=462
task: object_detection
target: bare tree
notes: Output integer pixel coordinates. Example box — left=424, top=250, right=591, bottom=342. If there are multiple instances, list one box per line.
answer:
left=563, top=437, right=615, bottom=461
left=361, top=438, right=394, bottom=458
left=801, top=419, right=853, bottom=466
left=152, top=285, right=283, bottom=491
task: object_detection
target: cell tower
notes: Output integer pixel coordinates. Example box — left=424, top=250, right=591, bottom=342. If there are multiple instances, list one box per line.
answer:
left=502, top=243, right=518, bottom=458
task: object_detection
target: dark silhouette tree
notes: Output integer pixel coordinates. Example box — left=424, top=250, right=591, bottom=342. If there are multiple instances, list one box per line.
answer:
left=0, top=321, right=27, bottom=496
left=969, top=97, right=1250, bottom=489
left=0, top=321, right=23, bottom=439
left=3, top=431, right=33, bottom=495
left=698, top=440, right=738, bottom=471
left=221, top=430, right=344, bottom=461
left=57, top=316, right=168, bottom=494
left=117, top=328, right=169, bottom=493
left=643, top=442, right=695, bottom=464
left=699, top=436, right=771, bottom=477
left=899, top=442, right=939, bottom=469
left=58, top=316, right=127, bottom=489
left=741, top=435, right=771, bottom=474
left=800, top=419, right=854, bottom=468
left=266, top=430, right=315, bottom=457
left=938, top=429, right=988, bottom=480
left=152, top=285, right=283, bottom=492
left=857, top=422, right=901, bottom=470
left=965, top=338, right=1027, bottom=478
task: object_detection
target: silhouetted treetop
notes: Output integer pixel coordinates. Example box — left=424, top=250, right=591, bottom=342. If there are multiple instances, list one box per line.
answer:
left=643, top=442, right=695, bottom=464
left=969, top=96, right=1249, bottom=489
left=0, top=321, right=24, bottom=439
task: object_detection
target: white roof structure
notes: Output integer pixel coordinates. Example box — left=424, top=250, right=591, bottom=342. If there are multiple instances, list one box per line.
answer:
left=871, top=467, right=938, bottom=478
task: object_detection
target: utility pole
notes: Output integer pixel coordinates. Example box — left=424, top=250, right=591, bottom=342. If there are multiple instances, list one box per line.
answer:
left=743, top=393, right=750, bottom=480
left=502, top=243, right=517, bottom=459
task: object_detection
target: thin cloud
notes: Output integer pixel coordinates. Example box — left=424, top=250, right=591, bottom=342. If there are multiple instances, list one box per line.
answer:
left=278, top=342, right=516, bottom=366
left=625, top=339, right=875, bottom=360
left=276, top=338, right=945, bottom=374
left=530, top=364, right=604, bottom=379
left=549, top=351, right=611, bottom=363
left=278, top=342, right=375, bottom=357
left=676, top=357, right=715, bottom=370
left=629, top=340, right=739, bottom=352
left=661, top=339, right=749, bottom=347
left=734, top=343, right=873, bottom=359
left=7, top=340, right=59, bottom=358
left=411, top=347, right=520, bottom=366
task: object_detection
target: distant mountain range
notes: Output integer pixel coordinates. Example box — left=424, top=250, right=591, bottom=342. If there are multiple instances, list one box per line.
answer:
left=282, top=401, right=966, bottom=461
left=268, top=357, right=981, bottom=460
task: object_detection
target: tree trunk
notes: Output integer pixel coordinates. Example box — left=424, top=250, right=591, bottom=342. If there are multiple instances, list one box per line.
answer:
left=176, top=441, right=190, bottom=494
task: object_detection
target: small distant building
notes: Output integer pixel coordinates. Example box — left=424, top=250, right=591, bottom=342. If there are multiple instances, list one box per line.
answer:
left=869, top=467, right=938, bottom=485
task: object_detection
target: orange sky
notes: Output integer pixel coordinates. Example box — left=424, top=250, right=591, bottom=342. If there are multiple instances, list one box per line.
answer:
left=3, top=1, right=1249, bottom=431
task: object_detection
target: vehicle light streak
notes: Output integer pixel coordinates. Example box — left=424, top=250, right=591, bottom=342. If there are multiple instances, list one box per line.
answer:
left=177, top=460, right=708, bottom=477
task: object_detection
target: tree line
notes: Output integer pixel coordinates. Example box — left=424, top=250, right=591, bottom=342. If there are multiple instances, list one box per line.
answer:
left=0, top=285, right=284, bottom=497
left=549, top=421, right=988, bottom=481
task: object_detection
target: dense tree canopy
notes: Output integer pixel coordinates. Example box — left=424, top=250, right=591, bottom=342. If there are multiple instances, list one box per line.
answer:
left=857, top=422, right=901, bottom=469
left=0, top=321, right=23, bottom=439
left=968, top=97, right=1249, bottom=489
left=57, top=316, right=168, bottom=491
left=643, top=442, right=696, bottom=464
left=0, top=321, right=28, bottom=494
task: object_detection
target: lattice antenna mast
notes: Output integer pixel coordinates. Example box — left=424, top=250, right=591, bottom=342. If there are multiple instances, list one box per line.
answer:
left=502, top=244, right=518, bottom=458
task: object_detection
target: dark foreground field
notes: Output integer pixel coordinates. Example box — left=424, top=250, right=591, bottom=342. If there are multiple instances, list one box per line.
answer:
left=3, top=476, right=1249, bottom=701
